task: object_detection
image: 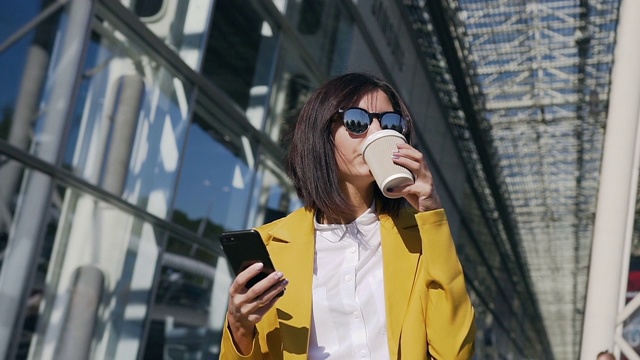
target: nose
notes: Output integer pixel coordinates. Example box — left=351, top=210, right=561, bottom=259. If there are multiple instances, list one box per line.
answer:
left=368, top=117, right=383, bottom=134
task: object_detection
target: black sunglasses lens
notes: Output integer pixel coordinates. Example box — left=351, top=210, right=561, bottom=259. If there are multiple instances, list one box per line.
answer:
left=380, top=113, right=406, bottom=134
left=342, top=108, right=370, bottom=134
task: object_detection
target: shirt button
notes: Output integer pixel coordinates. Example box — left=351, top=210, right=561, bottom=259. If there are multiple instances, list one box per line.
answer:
left=360, top=350, right=367, bottom=358
left=345, top=275, right=352, bottom=282
left=353, top=312, right=360, bottom=319
left=349, top=247, right=356, bottom=253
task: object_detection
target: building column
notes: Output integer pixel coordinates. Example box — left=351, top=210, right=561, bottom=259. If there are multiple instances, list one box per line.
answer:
left=0, top=0, right=94, bottom=358
left=580, top=0, right=640, bottom=358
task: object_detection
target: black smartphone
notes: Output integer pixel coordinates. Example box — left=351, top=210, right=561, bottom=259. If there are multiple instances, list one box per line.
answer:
left=219, top=229, right=283, bottom=296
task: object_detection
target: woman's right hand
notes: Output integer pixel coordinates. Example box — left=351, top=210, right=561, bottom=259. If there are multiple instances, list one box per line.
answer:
left=226, top=262, right=288, bottom=355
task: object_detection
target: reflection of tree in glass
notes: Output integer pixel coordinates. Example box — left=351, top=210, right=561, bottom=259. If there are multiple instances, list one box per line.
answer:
left=155, top=236, right=219, bottom=312
left=155, top=266, right=211, bottom=311
left=171, top=208, right=225, bottom=241
left=297, top=0, right=325, bottom=35
left=0, top=106, right=13, bottom=139
left=280, top=74, right=311, bottom=151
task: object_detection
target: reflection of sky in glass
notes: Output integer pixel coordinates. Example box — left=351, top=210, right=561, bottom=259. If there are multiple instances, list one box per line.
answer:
left=0, top=2, right=294, bottom=233
left=173, top=122, right=250, bottom=231
left=0, top=2, right=39, bottom=116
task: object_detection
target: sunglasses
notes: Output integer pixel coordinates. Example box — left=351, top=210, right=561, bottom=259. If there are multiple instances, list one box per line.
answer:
left=337, top=107, right=407, bottom=135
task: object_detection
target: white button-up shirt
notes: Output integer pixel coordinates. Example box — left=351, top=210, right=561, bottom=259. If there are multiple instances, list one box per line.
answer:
left=309, top=206, right=389, bottom=360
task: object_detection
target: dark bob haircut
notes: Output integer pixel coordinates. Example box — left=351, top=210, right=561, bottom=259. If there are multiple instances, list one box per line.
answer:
left=283, top=72, right=415, bottom=222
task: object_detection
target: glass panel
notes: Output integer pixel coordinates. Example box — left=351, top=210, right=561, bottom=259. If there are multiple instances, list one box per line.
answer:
left=28, top=186, right=165, bottom=360
left=280, top=0, right=353, bottom=75
left=63, top=18, right=194, bottom=219
left=143, top=235, right=229, bottom=359
left=201, top=0, right=279, bottom=130
left=0, top=159, right=27, bottom=272
left=0, top=2, right=61, bottom=147
left=0, top=1, right=92, bottom=342
left=125, top=0, right=215, bottom=71
left=171, top=108, right=255, bottom=235
left=265, top=43, right=319, bottom=145
left=453, top=182, right=545, bottom=354
left=246, top=156, right=301, bottom=228
left=0, top=2, right=44, bottom=39
left=0, top=163, right=50, bottom=359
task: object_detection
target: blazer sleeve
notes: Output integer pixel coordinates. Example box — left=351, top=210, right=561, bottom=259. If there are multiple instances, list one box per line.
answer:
left=220, top=321, right=265, bottom=360
left=417, top=209, right=476, bottom=359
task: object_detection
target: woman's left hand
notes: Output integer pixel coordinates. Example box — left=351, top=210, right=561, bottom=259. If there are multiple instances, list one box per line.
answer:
left=390, top=143, right=442, bottom=212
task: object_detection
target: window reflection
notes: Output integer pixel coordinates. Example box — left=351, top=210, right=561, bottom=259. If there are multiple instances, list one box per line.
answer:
left=265, top=46, right=318, bottom=145
left=281, top=0, right=353, bottom=75
left=172, top=110, right=253, bottom=235
left=63, top=20, right=193, bottom=219
left=0, top=165, right=57, bottom=359
left=202, top=0, right=278, bottom=122
left=134, top=0, right=165, bottom=18
left=0, top=1, right=60, bottom=149
left=0, top=158, right=26, bottom=263
left=17, top=183, right=164, bottom=359
left=145, top=236, right=225, bottom=359
left=247, top=158, right=301, bottom=228
left=130, top=0, right=214, bottom=70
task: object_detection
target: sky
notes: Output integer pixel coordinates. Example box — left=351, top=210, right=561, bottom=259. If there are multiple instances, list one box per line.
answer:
left=0, top=2, right=39, bottom=116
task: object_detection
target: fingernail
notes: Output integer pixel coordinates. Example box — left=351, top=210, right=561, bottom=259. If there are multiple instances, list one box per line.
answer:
left=392, top=155, right=399, bottom=159
left=255, top=263, right=264, bottom=270
left=274, top=272, right=284, bottom=279
left=282, top=279, right=289, bottom=286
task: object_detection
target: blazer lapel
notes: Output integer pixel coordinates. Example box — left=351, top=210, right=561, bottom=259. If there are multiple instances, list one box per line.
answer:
left=380, top=212, right=421, bottom=357
left=267, top=208, right=316, bottom=359
left=263, top=208, right=421, bottom=358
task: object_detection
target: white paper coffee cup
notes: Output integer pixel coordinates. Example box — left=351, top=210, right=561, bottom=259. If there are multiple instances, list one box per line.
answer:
left=361, top=129, right=414, bottom=198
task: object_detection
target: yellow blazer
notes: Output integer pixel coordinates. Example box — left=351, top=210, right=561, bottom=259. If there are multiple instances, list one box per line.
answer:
left=220, top=208, right=476, bottom=359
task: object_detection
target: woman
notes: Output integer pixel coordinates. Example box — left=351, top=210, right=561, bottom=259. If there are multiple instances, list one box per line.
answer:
left=220, top=72, right=476, bottom=359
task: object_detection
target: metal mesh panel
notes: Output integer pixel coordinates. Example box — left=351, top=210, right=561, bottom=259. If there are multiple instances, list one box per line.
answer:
left=402, top=0, right=621, bottom=358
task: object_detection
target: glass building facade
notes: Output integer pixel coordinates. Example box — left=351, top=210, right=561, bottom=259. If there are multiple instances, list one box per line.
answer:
left=0, top=0, right=551, bottom=358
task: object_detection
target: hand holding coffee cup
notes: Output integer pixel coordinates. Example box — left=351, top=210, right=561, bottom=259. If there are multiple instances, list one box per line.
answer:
left=362, top=130, right=415, bottom=198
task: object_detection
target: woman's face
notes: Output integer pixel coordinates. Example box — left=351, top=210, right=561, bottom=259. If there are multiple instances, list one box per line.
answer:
left=332, top=89, right=393, bottom=187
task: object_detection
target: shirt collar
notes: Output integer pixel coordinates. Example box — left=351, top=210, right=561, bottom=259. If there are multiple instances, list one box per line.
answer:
left=314, top=201, right=378, bottom=232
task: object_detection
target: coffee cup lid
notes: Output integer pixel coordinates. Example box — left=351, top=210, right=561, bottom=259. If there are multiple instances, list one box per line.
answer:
left=361, top=129, right=407, bottom=154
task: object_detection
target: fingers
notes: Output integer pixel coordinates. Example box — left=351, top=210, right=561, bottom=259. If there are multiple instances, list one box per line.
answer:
left=391, top=143, right=442, bottom=211
left=230, top=262, right=265, bottom=295
left=244, top=270, right=286, bottom=301
left=227, top=266, right=288, bottom=328
left=231, top=266, right=287, bottom=307
left=252, top=294, right=281, bottom=318
left=226, top=262, right=288, bottom=350
left=250, top=274, right=288, bottom=307
left=393, top=143, right=424, bottom=167
left=392, top=143, right=430, bottom=181
left=251, top=280, right=287, bottom=312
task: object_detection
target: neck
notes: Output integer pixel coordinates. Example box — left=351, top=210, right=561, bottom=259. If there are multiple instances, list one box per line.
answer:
left=323, top=181, right=375, bottom=224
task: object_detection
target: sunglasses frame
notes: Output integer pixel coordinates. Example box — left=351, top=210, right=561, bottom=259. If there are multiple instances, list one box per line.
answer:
left=337, top=107, right=407, bottom=135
